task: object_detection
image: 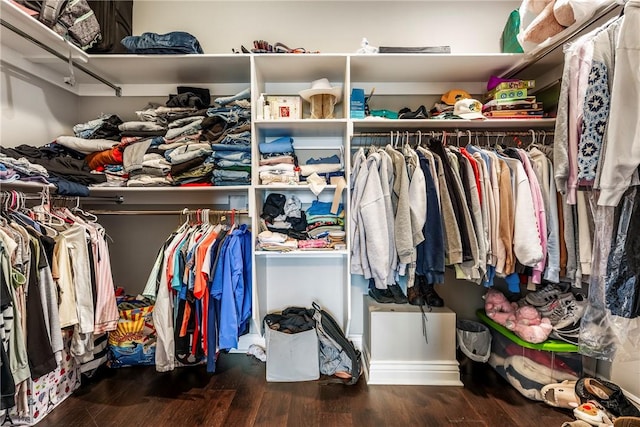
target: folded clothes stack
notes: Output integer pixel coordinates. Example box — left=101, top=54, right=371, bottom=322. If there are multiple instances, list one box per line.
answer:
left=298, top=154, right=344, bottom=184
left=259, top=136, right=298, bottom=185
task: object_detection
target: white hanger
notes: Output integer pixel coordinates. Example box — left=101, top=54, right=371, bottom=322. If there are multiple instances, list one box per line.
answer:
left=71, top=197, right=98, bottom=223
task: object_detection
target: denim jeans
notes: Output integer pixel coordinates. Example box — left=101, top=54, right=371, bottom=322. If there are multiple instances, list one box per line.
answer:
left=216, top=159, right=251, bottom=168
left=164, top=119, right=203, bottom=140
left=259, top=137, right=294, bottom=154
left=210, top=143, right=251, bottom=152
left=206, top=106, right=251, bottom=123
left=218, top=131, right=251, bottom=146
left=211, top=151, right=251, bottom=162
left=121, top=32, right=204, bottom=54
left=213, top=88, right=250, bottom=106
left=212, top=170, right=250, bottom=180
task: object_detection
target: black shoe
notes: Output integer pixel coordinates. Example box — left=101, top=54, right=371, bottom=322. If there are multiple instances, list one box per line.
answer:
left=408, top=275, right=426, bottom=306
left=387, top=284, right=408, bottom=304
left=407, top=285, right=425, bottom=306
left=421, top=282, right=444, bottom=307
left=399, top=105, right=428, bottom=119
left=368, top=287, right=395, bottom=304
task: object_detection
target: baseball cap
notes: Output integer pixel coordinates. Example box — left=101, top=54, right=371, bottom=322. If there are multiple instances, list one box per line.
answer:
left=441, top=89, right=472, bottom=106
left=454, top=98, right=486, bottom=120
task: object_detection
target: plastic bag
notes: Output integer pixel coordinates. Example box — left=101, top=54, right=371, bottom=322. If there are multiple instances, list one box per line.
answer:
left=456, top=319, right=492, bottom=363
left=501, top=9, right=524, bottom=53
left=579, top=188, right=640, bottom=361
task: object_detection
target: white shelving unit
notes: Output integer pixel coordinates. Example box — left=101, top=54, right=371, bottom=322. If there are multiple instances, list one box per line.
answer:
left=1, top=0, right=560, bottom=384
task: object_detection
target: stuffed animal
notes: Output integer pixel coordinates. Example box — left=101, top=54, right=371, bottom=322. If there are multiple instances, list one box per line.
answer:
left=519, top=0, right=577, bottom=46
left=484, top=289, right=518, bottom=327
left=505, top=305, right=553, bottom=344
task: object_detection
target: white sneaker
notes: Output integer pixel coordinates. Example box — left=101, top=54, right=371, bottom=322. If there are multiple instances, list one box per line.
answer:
left=539, top=293, right=577, bottom=326
left=525, top=284, right=563, bottom=307
left=554, top=300, right=587, bottom=331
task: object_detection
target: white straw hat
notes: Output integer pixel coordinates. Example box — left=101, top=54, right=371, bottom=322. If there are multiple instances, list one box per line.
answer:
left=299, top=78, right=342, bottom=103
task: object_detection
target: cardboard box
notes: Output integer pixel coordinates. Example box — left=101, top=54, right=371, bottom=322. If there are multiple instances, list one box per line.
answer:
left=265, top=324, right=319, bottom=382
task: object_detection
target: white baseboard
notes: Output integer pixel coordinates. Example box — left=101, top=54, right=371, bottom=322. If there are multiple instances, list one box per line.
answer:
left=363, top=345, right=463, bottom=386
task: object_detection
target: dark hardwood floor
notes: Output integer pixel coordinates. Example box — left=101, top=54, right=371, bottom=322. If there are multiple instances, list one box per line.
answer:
left=36, top=354, right=574, bottom=427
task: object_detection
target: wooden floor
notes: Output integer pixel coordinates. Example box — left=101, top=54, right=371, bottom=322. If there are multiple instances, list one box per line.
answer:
left=36, top=353, right=574, bottom=427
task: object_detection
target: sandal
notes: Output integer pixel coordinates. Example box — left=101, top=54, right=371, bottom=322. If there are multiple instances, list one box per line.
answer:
left=576, top=377, right=640, bottom=418
left=573, top=400, right=615, bottom=426
left=542, top=380, right=581, bottom=409
left=614, top=417, right=640, bottom=427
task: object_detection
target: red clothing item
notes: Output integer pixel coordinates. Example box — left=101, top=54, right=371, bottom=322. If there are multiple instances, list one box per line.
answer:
left=85, top=147, right=123, bottom=170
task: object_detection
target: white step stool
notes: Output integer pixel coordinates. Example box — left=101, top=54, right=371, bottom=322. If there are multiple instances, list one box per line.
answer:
left=363, top=295, right=462, bottom=385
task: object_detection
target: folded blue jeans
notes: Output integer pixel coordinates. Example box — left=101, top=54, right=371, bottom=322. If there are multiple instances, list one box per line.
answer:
left=259, top=137, right=294, bottom=154
left=211, top=151, right=251, bottom=161
left=121, top=32, right=204, bottom=54
left=210, top=143, right=251, bottom=152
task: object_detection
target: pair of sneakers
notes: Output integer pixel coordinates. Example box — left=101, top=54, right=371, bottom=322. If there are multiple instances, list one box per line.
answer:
left=539, top=292, right=587, bottom=328
left=525, top=283, right=570, bottom=307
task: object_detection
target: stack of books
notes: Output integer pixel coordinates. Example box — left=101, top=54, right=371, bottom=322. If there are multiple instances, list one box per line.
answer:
left=482, top=80, right=544, bottom=119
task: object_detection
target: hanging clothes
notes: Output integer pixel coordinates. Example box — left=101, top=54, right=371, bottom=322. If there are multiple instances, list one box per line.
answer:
left=144, top=212, right=252, bottom=374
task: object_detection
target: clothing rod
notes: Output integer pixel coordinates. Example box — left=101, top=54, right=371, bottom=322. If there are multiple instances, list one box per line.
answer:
left=87, top=209, right=249, bottom=216
left=501, top=1, right=621, bottom=78
left=3, top=193, right=124, bottom=203
left=0, top=19, right=122, bottom=97
left=352, top=130, right=554, bottom=138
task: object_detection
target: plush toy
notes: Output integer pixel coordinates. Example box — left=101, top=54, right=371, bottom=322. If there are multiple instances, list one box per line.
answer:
left=484, top=289, right=518, bottom=327
left=506, top=305, right=553, bottom=344
left=519, top=0, right=577, bottom=46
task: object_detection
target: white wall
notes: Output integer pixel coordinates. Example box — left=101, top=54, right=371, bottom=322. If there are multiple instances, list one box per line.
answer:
left=1, top=64, right=77, bottom=148
left=132, top=1, right=521, bottom=54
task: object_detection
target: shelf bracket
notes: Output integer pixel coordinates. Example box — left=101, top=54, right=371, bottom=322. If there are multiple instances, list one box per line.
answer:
left=1, top=18, right=122, bottom=97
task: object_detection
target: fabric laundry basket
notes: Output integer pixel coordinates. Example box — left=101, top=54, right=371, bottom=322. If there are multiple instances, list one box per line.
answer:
left=456, top=319, right=492, bottom=363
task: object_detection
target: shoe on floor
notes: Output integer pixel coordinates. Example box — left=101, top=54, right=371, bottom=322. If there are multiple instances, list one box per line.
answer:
left=573, top=400, right=615, bottom=426
left=614, top=417, right=640, bottom=427
left=561, top=421, right=596, bottom=427
left=541, top=380, right=581, bottom=409
left=576, top=377, right=640, bottom=418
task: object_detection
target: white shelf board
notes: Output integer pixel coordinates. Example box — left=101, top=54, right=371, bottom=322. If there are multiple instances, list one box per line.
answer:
left=349, top=54, right=526, bottom=84
left=81, top=54, right=251, bottom=87
left=255, top=119, right=347, bottom=137
left=253, top=54, right=347, bottom=82
left=87, top=185, right=251, bottom=206
left=89, top=186, right=250, bottom=193
left=255, top=184, right=338, bottom=190
left=351, top=118, right=556, bottom=131
left=0, top=0, right=88, bottom=62
left=255, top=249, right=348, bottom=257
